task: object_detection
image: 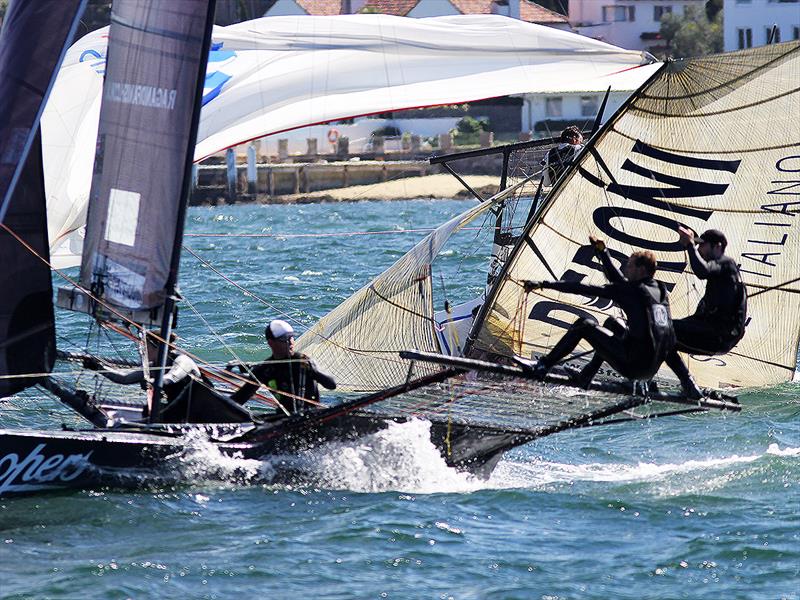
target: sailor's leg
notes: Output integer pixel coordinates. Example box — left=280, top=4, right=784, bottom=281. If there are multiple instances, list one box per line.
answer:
left=665, top=350, right=703, bottom=400
left=573, top=321, right=626, bottom=387
left=575, top=355, right=603, bottom=388
left=536, top=317, right=600, bottom=377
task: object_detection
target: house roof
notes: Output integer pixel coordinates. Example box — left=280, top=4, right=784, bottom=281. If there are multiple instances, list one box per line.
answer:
left=296, top=0, right=346, bottom=15
left=519, top=1, right=568, bottom=24
left=359, top=0, right=419, bottom=15
left=295, top=0, right=569, bottom=24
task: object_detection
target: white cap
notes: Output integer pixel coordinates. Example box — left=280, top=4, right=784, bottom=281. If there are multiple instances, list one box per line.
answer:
left=266, top=319, right=294, bottom=340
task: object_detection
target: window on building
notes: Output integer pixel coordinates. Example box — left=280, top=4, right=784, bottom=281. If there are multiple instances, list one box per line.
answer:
left=602, top=6, right=629, bottom=22
left=737, top=28, right=753, bottom=49
left=545, top=97, right=563, bottom=118
left=580, top=96, right=599, bottom=117
left=654, top=5, right=672, bottom=21
left=766, top=27, right=781, bottom=43
left=794, top=26, right=800, bottom=40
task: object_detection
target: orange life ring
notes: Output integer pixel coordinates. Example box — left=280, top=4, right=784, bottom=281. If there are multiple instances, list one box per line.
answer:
left=327, top=128, right=340, bottom=144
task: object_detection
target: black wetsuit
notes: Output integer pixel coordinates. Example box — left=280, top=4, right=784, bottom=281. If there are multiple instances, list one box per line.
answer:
left=539, top=259, right=674, bottom=382
left=674, top=248, right=747, bottom=354
left=542, top=144, right=582, bottom=185
left=230, top=352, right=336, bottom=414
left=663, top=247, right=747, bottom=396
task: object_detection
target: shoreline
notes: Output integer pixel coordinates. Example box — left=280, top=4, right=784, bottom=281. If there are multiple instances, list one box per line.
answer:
left=195, top=174, right=500, bottom=205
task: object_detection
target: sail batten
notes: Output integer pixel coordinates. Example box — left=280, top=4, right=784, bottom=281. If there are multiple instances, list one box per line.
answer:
left=471, top=42, right=800, bottom=390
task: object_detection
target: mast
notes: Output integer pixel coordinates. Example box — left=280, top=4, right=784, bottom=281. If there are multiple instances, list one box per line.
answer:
left=150, top=0, right=218, bottom=423
left=464, top=62, right=669, bottom=356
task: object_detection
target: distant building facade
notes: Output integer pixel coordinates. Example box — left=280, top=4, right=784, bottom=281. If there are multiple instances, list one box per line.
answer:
left=723, top=0, right=800, bottom=51
left=568, top=0, right=705, bottom=51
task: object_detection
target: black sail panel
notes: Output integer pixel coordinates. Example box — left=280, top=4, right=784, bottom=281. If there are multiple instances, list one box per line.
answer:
left=0, top=0, right=86, bottom=396
left=80, top=0, right=216, bottom=313
left=0, top=0, right=87, bottom=221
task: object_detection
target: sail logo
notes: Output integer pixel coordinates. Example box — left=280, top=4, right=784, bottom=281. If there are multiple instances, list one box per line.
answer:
left=105, top=81, right=177, bottom=110
left=529, top=139, right=741, bottom=330
left=0, top=444, right=93, bottom=494
left=77, top=39, right=235, bottom=105
left=203, top=42, right=236, bottom=106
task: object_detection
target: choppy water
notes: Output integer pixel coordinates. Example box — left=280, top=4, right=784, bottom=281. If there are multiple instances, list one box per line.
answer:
left=1, top=200, right=798, bottom=599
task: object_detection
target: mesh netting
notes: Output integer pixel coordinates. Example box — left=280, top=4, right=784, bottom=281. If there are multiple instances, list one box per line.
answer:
left=354, top=371, right=645, bottom=436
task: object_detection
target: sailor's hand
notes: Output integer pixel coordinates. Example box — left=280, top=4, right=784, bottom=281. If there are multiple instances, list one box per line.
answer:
left=677, top=225, right=696, bottom=248
left=82, top=356, right=101, bottom=371
left=589, top=235, right=606, bottom=252
left=523, top=280, right=547, bottom=293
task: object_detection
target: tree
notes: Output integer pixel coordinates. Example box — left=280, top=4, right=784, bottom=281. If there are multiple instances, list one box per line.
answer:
left=659, top=5, right=722, bottom=59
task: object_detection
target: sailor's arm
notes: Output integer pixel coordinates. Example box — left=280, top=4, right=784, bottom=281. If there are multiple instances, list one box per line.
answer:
left=678, top=225, right=721, bottom=279
left=524, top=279, right=617, bottom=300
left=304, top=357, right=336, bottom=390
left=83, top=356, right=146, bottom=385
left=590, top=236, right=625, bottom=283
left=228, top=362, right=263, bottom=404
left=685, top=243, right=722, bottom=279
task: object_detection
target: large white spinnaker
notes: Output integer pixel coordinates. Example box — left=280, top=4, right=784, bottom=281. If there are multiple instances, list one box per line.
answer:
left=470, top=42, right=800, bottom=390
left=43, top=13, right=659, bottom=268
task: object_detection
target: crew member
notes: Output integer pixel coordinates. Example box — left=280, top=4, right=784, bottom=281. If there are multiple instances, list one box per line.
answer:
left=229, top=319, right=336, bottom=414
left=523, top=244, right=675, bottom=387
left=84, top=331, right=201, bottom=404
left=665, top=227, right=747, bottom=398
left=541, top=126, right=584, bottom=186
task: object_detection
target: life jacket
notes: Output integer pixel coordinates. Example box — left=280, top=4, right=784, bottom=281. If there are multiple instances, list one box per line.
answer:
left=642, top=280, right=675, bottom=367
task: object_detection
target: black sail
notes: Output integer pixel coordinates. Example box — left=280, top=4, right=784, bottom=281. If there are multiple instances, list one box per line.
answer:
left=80, top=0, right=217, bottom=314
left=0, top=0, right=87, bottom=396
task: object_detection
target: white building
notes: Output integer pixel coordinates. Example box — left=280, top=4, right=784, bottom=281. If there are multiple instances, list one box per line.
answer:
left=723, top=0, right=800, bottom=51
left=568, top=0, right=705, bottom=51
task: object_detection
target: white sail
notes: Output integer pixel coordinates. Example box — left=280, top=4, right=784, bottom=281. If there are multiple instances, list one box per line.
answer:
left=295, top=179, right=532, bottom=392
left=43, top=13, right=658, bottom=268
left=470, top=42, right=800, bottom=390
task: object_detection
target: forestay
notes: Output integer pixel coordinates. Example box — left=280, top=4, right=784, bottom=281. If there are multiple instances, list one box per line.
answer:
left=470, top=42, right=800, bottom=390
left=43, top=14, right=659, bottom=268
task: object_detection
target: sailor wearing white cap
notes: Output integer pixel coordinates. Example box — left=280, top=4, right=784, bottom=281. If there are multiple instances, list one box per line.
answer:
left=230, top=319, right=336, bottom=413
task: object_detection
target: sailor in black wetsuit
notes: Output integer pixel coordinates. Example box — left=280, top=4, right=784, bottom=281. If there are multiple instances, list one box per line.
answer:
left=229, top=319, right=336, bottom=414
left=524, top=246, right=675, bottom=387
left=540, top=126, right=584, bottom=186
left=665, top=227, right=747, bottom=398
left=83, top=332, right=201, bottom=404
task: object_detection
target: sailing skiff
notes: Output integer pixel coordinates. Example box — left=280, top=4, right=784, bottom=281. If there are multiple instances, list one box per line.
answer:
left=7, top=4, right=796, bottom=497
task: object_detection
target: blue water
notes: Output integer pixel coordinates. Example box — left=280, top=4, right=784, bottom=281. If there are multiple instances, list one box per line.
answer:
left=1, top=200, right=798, bottom=599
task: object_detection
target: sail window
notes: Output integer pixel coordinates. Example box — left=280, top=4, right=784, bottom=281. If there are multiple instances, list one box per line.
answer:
left=104, top=188, right=140, bottom=246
